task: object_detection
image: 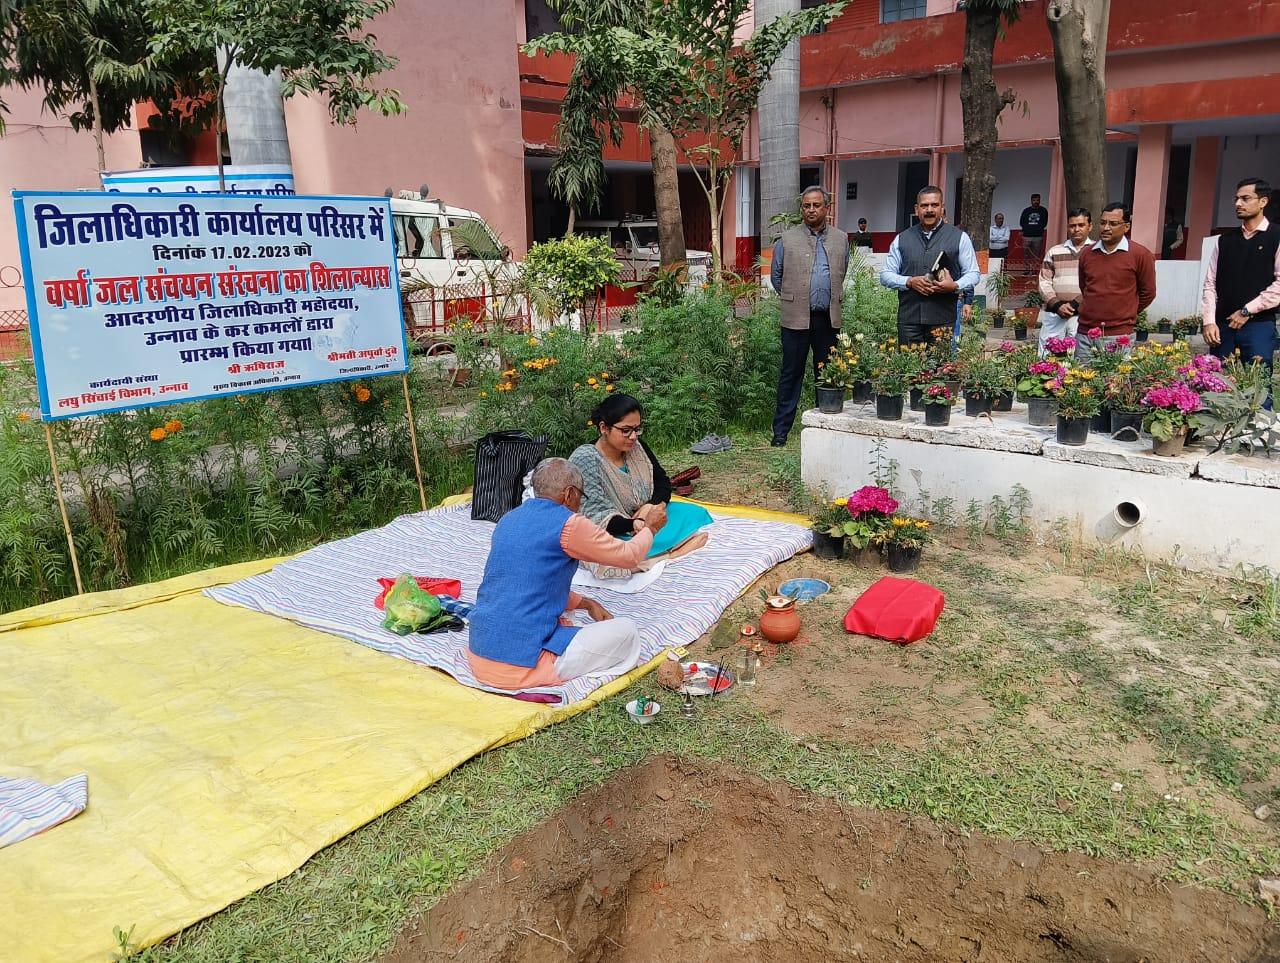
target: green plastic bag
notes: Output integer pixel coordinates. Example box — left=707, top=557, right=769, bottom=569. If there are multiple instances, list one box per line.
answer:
left=381, top=574, right=456, bottom=636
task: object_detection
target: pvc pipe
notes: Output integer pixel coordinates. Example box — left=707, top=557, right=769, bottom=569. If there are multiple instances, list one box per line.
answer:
left=1112, top=499, right=1146, bottom=529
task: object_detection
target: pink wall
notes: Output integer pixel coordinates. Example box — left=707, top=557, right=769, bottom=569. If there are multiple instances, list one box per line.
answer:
left=284, top=0, right=528, bottom=254
left=0, top=86, right=143, bottom=310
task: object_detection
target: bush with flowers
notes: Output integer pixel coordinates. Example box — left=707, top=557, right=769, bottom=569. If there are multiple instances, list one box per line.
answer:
left=835, top=485, right=899, bottom=548
left=1081, top=330, right=1132, bottom=382
left=881, top=515, right=932, bottom=548
left=809, top=495, right=879, bottom=548
left=922, top=383, right=954, bottom=406
left=1043, top=335, right=1077, bottom=358
left=1141, top=383, right=1201, bottom=442
left=1017, top=358, right=1067, bottom=399
left=1047, top=366, right=1103, bottom=419
left=869, top=340, right=924, bottom=396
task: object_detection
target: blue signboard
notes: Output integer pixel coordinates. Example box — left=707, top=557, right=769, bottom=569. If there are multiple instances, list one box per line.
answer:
left=13, top=190, right=407, bottom=420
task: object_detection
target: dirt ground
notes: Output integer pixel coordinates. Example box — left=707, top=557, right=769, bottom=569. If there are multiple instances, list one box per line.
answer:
left=383, top=756, right=1280, bottom=963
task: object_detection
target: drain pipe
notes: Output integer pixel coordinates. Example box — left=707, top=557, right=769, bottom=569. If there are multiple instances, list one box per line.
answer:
left=1095, top=498, right=1146, bottom=543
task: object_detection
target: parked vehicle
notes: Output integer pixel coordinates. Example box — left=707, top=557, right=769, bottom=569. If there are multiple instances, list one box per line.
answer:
left=575, top=216, right=711, bottom=283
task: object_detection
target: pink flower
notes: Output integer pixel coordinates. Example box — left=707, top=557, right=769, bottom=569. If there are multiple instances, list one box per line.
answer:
left=1046, top=379, right=1063, bottom=393
left=1029, top=360, right=1064, bottom=376
left=1115, top=336, right=1132, bottom=348
left=1088, top=327, right=1103, bottom=339
left=846, top=485, right=899, bottom=518
left=925, top=384, right=952, bottom=399
left=1143, top=383, right=1201, bottom=414
left=998, top=341, right=1017, bottom=354
left=1044, top=337, right=1077, bottom=357
left=1191, top=354, right=1223, bottom=373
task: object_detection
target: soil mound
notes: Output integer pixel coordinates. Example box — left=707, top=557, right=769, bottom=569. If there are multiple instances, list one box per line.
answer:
left=383, top=756, right=1280, bottom=962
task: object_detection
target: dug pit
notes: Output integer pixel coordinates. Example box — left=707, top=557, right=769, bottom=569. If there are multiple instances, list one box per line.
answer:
left=383, top=756, right=1279, bottom=962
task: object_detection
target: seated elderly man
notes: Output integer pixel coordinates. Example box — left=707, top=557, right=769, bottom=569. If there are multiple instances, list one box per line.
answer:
left=467, top=457, right=667, bottom=691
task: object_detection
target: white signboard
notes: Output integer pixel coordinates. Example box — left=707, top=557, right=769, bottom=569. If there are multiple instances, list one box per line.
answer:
left=14, top=190, right=407, bottom=420
left=101, top=164, right=295, bottom=197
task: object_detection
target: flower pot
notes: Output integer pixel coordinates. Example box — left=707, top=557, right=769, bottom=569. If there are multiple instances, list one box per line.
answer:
left=875, top=393, right=904, bottom=421
left=759, top=595, right=801, bottom=644
left=909, top=386, right=925, bottom=411
left=924, top=405, right=951, bottom=427
left=886, top=543, right=922, bottom=574
left=816, top=386, right=845, bottom=414
left=992, top=390, right=1014, bottom=412
left=446, top=366, right=471, bottom=386
left=1056, top=415, right=1090, bottom=446
left=991, top=314, right=1005, bottom=329
left=1091, top=406, right=1113, bottom=434
left=1152, top=431, right=1188, bottom=457
left=847, top=544, right=881, bottom=567
left=811, top=529, right=845, bottom=560
left=1135, top=329, right=1149, bottom=343
left=964, top=393, right=993, bottom=417
left=1110, top=409, right=1142, bottom=439
left=1014, top=328, right=1028, bottom=341
left=1157, top=320, right=1172, bottom=334
left=1026, top=396, right=1055, bottom=427
left=851, top=381, right=874, bottom=404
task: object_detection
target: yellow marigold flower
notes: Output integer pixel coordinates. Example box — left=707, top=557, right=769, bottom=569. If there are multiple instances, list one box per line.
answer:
left=149, top=427, right=167, bottom=442
left=528, top=337, right=539, bottom=346
left=606, top=384, right=615, bottom=392
left=600, top=371, right=610, bottom=378
left=587, top=377, right=598, bottom=386
left=16, top=411, right=30, bottom=422
left=478, top=391, right=488, bottom=398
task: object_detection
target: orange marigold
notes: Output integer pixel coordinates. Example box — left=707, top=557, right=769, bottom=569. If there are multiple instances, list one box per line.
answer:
left=149, top=427, right=167, bottom=442
left=355, top=387, right=372, bottom=403
left=164, top=419, right=183, bottom=433
left=16, top=411, right=30, bottom=422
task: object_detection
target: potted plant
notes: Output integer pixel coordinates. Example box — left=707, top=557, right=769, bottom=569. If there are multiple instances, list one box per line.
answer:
left=1048, top=366, right=1102, bottom=445
left=1172, top=316, right=1200, bottom=342
left=815, top=356, right=850, bottom=414
left=809, top=497, right=851, bottom=559
left=1014, top=291, right=1044, bottom=341
left=935, top=360, right=962, bottom=398
left=1042, top=335, right=1077, bottom=360
left=881, top=515, right=932, bottom=573
left=1157, top=316, right=1173, bottom=335
left=838, top=330, right=876, bottom=403
left=1104, top=360, right=1146, bottom=439
left=922, top=382, right=954, bottom=426
left=991, top=341, right=1023, bottom=410
left=961, top=356, right=1005, bottom=416
left=869, top=342, right=922, bottom=421
left=846, top=485, right=899, bottom=565
left=1135, top=310, right=1152, bottom=343
left=1016, top=358, right=1066, bottom=427
left=1142, top=382, right=1202, bottom=456
left=986, top=270, right=1013, bottom=326
left=989, top=309, right=1008, bottom=330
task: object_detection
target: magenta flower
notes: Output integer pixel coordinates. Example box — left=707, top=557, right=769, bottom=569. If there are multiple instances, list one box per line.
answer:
left=1191, top=354, right=1223, bottom=373
left=998, top=341, right=1017, bottom=354
left=846, top=485, right=899, bottom=518
left=1143, top=383, right=1201, bottom=414
left=1029, top=360, right=1064, bottom=377
left=1046, top=379, right=1063, bottom=393
left=1189, top=372, right=1230, bottom=393
left=1088, top=327, right=1103, bottom=339
left=1044, top=337, right=1077, bottom=357
left=1115, top=336, right=1132, bottom=348
left=925, top=384, right=952, bottom=399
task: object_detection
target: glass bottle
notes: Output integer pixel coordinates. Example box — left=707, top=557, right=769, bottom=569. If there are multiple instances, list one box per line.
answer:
left=740, top=641, right=762, bottom=686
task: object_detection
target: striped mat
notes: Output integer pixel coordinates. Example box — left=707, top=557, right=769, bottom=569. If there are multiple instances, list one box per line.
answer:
left=0, top=774, right=88, bottom=850
left=207, top=503, right=812, bottom=704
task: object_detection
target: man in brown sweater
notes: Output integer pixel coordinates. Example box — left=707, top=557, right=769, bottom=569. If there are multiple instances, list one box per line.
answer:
left=1075, top=201, right=1157, bottom=362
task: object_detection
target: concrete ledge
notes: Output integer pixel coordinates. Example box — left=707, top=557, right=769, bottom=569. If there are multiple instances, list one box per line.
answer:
left=906, top=422, right=1046, bottom=454
left=802, top=405, right=910, bottom=439
left=1197, top=452, right=1280, bottom=489
left=1042, top=438, right=1196, bottom=478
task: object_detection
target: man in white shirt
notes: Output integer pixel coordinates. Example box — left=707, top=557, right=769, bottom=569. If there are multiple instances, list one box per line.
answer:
left=1037, top=208, right=1091, bottom=353
left=989, top=213, right=1010, bottom=262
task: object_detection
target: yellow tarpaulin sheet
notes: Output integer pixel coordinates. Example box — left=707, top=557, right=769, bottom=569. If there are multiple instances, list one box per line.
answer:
left=0, top=499, right=806, bottom=962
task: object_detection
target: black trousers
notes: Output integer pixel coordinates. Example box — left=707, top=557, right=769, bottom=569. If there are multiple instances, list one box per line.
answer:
left=773, top=309, right=837, bottom=441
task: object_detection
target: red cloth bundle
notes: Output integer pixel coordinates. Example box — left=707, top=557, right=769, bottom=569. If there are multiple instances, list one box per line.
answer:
left=843, top=576, right=945, bottom=644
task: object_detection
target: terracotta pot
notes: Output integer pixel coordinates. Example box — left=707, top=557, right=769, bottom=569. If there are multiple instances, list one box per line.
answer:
left=1152, top=431, right=1188, bottom=457
left=759, top=595, right=801, bottom=644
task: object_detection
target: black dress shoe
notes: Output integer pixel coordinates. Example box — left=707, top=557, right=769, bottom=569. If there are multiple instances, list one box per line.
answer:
left=770, top=436, right=787, bottom=447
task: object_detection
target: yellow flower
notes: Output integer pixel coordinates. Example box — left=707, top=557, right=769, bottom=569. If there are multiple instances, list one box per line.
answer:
left=573, top=383, right=581, bottom=389
left=587, top=377, right=598, bottom=386
left=503, top=369, right=516, bottom=378
left=834, top=498, right=847, bottom=506
left=600, top=371, right=610, bottom=379
left=528, top=337, right=539, bottom=347
left=15, top=411, right=30, bottom=423
left=478, top=391, right=488, bottom=398
left=1080, top=388, right=1093, bottom=397
left=149, top=427, right=167, bottom=442
left=915, top=519, right=930, bottom=529
left=606, top=384, right=615, bottom=392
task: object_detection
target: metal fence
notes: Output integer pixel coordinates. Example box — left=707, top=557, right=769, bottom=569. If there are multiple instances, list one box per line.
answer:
left=0, top=265, right=29, bottom=362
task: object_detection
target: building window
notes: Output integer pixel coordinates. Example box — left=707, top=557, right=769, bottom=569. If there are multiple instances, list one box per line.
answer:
left=881, top=0, right=925, bottom=23
left=801, top=0, right=831, bottom=34
left=525, top=0, right=562, bottom=40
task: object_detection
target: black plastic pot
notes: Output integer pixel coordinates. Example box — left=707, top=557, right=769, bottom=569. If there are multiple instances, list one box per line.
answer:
left=816, top=386, right=845, bottom=414
left=924, top=405, right=951, bottom=427
left=875, top=393, right=904, bottom=421
left=811, top=529, right=845, bottom=560
left=1026, top=396, right=1055, bottom=427
left=1135, top=329, right=1149, bottom=343
left=991, top=314, right=1005, bottom=329
left=965, top=393, right=993, bottom=417
left=851, top=381, right=874, bottom=404
left=992, top=390, right=1014, bottom=412
left=1110, top=409, right=1143, bottom=440
left=886, top=543, right=922, bottom=574
left=1091, top=405, right=1113, bottom=433
left=1158, top=320, right=1172, bottom=334
left=909, top=387, right=925, bottom=411
left=1056, top=415, right=1090, bottom=446
left=1014, top=327, right=1028, bottom=341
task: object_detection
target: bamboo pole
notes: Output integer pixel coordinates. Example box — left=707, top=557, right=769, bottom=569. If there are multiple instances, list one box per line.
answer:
left=43, top=421, right=84, bottom=595
left=401, top=373, right=428, bottom=512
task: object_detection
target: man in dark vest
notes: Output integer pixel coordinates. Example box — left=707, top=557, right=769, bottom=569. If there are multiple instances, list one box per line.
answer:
left=879, top=185, right=980, bottom=346
left=1202, top=176, right=1279, bottom=408
left=768, top=186, right=850, bottom=446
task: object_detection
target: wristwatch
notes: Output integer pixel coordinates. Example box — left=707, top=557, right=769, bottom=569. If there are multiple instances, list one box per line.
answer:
left=1241, top=306, right=1253, bottom=319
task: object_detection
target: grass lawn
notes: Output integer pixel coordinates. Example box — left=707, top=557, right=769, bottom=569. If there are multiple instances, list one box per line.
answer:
left=126, top=431, right=1280, bottom=961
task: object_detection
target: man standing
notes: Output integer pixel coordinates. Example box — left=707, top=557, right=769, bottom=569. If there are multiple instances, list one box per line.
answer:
left=1019, top=193, right=1049, bottom=275
left=989, top=212, right=1010, bottom=262
left=879, top=185, right=979, bottom=346
left=769, top=186, right=849, bottom=446
left=1162, top=207, right=1185, bottom=260
left=1037, top=207, right=1091, bottom=353
left=851, top=218, right=874, bottom=249
left=1075, top=202, right=1157, bottom=361
left=1202, top=177, right=1278, bottom=406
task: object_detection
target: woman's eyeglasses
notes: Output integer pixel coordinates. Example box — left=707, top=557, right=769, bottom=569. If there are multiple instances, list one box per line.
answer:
left=611, top=425, right=644, bottom=438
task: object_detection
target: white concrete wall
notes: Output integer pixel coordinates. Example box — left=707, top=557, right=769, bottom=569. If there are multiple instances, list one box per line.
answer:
left=837, top=158, right=902, bottom=235
left=1149, top=260, right=1204, bottom=322
left=1216, top=135, right=1280, bottom=226
left=943, top=147, right=1055, bottom=231
left=802, top=426, right=1280, bottom=574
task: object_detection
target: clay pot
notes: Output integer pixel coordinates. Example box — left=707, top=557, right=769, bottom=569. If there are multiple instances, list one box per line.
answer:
left=759, top=595, right=801, bottom=644
left=1152, top=430, right=1188, bottom=457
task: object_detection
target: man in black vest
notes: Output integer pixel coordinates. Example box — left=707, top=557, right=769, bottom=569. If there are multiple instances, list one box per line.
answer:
left=1201, top=177, right=1279, bottom=407
left=879, top=186, right=980, bottom=345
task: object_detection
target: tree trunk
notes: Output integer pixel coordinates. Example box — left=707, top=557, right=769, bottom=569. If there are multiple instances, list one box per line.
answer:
left=958, top=5, right=1004, bottom=252
left=708, top=161, right=723, bottom=282
left=1047, top=0, right=1111, bottom=231
left=649, top=124, right=687, bottom=268
left=756, top=0, right=801, bottom=241
left=565, top=205, right=576, bottom=235
left=88, top=70, right=106, bottom=177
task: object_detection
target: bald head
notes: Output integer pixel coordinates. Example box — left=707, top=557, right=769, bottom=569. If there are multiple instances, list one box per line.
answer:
left=530, top=457, right=583, bottom=501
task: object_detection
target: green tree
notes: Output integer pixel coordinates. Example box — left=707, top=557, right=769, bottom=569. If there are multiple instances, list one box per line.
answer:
left=531, top=0, right=844, bottom=280
left=145, top=0, right=407, bottom=187
left=958, top=0, right=1021, bottom=253
left=0, top=0, right=207, bottom=172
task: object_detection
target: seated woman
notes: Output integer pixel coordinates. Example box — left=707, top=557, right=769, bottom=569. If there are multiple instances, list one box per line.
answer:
left=568, top=394, right=713, bottom=570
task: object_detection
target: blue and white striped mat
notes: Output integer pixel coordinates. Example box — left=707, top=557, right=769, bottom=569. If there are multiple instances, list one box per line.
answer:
left=207, top=503, right=811, bottom=704
left=0, top=774, right=88, bottom=850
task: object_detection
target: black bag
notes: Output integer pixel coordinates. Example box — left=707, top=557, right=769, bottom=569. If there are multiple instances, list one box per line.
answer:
left=471, top=430, right=548, bottom=522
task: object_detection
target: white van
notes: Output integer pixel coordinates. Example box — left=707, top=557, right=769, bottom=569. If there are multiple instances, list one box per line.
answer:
left=388, top=188, right=524, bottom=337
left=576, top=216, right=711, bottom=283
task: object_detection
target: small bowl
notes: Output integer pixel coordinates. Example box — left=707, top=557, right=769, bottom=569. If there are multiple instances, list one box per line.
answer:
left=778, top=577, right=831, bottom=602
left=625, top=699, right=661, bottom=725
